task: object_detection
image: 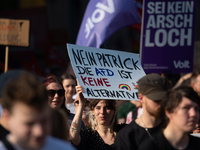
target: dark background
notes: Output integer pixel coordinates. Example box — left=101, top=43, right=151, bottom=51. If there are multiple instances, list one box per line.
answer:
left=0, top=0, right=199, bottom=82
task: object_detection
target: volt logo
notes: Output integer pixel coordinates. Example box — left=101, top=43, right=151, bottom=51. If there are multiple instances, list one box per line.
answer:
left=85, top=0, right=115, bottom=39
left=173, top=60, right=190, bottom=69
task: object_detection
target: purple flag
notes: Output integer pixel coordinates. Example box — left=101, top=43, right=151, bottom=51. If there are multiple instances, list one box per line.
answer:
left=76, top=0, right=140, bottom=48
left=140, top=0, right=196, bottom=74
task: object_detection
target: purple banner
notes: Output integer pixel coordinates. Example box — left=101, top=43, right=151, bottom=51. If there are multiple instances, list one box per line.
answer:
left=140, top=0, right=196, bottom=74
left=76, top=0, right=140, bottom=48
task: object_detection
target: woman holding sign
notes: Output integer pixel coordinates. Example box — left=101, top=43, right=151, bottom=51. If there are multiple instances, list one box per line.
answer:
left=70, top=84, right=125, bottom=150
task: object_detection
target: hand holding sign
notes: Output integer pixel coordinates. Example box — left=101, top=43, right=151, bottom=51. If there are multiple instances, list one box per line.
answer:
left=67, top=44, right=146, bottom=100
left=75, top=80, right=87, bottom=106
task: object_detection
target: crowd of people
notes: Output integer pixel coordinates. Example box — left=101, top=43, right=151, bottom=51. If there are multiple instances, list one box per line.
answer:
left=0, top=70, right=200, bottom=150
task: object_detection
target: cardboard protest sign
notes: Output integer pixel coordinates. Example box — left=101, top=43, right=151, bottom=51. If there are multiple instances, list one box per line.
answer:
left=140, top=0, right=196, bottom=74
left=67, top=44, right=146, bottom=100
left=0, top=18, right=30, bottom=47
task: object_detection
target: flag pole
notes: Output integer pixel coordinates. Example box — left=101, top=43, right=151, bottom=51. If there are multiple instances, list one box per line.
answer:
left=4, top=46, right=9, bottom=73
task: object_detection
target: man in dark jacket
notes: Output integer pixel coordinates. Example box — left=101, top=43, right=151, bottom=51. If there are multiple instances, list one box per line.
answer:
left=114, top=73, right=172, bottom=150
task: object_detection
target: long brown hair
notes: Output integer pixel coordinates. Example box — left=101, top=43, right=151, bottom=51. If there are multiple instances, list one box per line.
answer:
left=51, top=109, right=69, bottom=141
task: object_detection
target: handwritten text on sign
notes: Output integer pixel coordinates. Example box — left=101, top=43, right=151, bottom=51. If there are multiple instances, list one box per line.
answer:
left=0, top=18, right=30, bottom=47
left=67, top=44, right=146, bottom=100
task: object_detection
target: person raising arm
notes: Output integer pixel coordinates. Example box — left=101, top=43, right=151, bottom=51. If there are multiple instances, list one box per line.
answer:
left=69, top=85, right=86, bottom=146
left=70, top=84, right=124, bottom=150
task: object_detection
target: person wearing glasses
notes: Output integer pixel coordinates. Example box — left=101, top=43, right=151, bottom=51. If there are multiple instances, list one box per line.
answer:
left=44, top=75, right=67, bottom=111
left=44, top=75, right=85, bottom=128
left=0, top=71, right=75, bottom=150
left=44, top=75, right=75, bottom=125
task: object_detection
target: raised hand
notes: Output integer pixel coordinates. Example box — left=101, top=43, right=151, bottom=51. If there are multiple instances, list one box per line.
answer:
left=75, top=80, right=87, bottom=107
